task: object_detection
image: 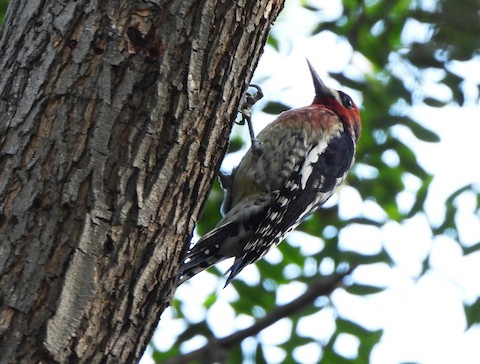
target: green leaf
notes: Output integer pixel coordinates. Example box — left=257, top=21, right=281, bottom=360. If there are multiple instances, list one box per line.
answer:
left=434, top=184, right=473, bottom=234
left=336, top=318, right=372, bottom=337
left=463, top=241, right=480, bottom=255
left=262, top=101, right=290, bottom=115
left=267, top=35, right=280, bottom=52
left=255, top=342, right=268, bottom=364
left=176, top=322, right=212, bottom=344
left=423, top=97, right=447, bottom=108
left=402, top=119, right=441, bottom=143
left=227, top=135, right=245, bottom=153
left=464, top=298, right=480, bottom=328
left=342, top=249, right=393, bottom=266
left=407, top=175, right=433, bottom=218
left=227, top=344, right=244, bottom=364
left=203, top=292, right=217, bottom=309
left=231, top=280, right=275, bottom=314
left=344, top=283, right=386, bottom=296
left=0, top=0, right=9, bottom=25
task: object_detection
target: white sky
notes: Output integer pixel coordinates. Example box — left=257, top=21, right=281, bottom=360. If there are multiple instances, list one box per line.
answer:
left=144, top=1, right=480, bottom=363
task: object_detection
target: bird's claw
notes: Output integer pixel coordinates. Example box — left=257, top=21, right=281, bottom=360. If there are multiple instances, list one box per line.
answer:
left=237, top=84, right=264, bottom=154
left=237, top=84, right=264, bottom=126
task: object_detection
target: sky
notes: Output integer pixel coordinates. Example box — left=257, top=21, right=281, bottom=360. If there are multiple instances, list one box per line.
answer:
left=143, top=1, right=480, bottom=363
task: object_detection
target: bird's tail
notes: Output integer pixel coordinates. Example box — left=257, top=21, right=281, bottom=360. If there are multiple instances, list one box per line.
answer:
left=178, top=222, right=236, bottom=284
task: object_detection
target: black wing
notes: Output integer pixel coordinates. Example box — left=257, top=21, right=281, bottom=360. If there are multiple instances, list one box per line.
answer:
left=225, top=130, right=355, bottom=285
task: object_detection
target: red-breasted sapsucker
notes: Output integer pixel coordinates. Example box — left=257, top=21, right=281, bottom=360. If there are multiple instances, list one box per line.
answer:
left=180, top=61, right=361, bottom=286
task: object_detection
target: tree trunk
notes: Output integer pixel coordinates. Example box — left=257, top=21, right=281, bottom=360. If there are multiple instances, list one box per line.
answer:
left=0, top=0, right=283, bottom=362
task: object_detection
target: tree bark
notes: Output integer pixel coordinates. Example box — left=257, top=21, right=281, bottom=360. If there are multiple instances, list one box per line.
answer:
left=0, top=0, right=283, bottom=362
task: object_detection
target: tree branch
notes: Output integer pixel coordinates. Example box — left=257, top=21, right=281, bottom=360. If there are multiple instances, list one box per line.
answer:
left=162, top=267, right=355, bottom=364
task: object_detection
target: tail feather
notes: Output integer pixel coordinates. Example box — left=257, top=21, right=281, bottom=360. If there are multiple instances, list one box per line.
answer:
left=223, top=248, right=269, bottom=287
left=223, top=256, right=249, bottom=287
left=179, top=254, right=222, bottom=285
left=179, top=221, right=242, bottom=284
left=179, top=197, right=268, bottom=286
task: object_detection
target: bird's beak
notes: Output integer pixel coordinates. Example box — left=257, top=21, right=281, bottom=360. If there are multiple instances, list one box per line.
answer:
left=307, top=59, right=332, bottom=97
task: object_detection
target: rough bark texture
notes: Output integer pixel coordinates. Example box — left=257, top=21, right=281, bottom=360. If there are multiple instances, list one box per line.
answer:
left=0, top=0, right=283, bottom=362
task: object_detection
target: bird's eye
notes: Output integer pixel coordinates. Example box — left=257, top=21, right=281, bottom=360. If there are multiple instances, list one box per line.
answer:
left=339, top=91, right=355, bottom=109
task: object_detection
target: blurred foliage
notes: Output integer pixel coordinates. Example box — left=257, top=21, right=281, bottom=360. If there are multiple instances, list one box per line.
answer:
left=0, top=0, right=8, bottom=25
left=159, top=0, right=480, bottom=363
left=2, top=0, right=477, bottom=362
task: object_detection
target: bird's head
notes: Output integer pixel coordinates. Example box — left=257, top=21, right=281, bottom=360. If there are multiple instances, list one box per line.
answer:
left=307, top=60, right=361, bottom=142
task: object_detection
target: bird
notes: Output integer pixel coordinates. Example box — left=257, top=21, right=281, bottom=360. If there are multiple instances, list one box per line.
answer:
left=179, top=60, right=361, bottom=286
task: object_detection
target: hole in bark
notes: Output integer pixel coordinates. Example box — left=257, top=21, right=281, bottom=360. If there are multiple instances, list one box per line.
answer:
left=127, top=26, right=148, bottom=49
left=67, top=39, right=78, bottom=50
left=68, top=351, right=79, bottom=362
left=0, top=213, right=5, bottom=229
left=149, top=47, right=159, bottom=57
left=93, top=46, right=104, bottom=54
left=32, top=196, right=42, bottom=209
left=104, top=236, right=115, bottom=254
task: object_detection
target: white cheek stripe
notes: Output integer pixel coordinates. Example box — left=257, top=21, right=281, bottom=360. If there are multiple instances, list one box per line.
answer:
left=330, top=89, right=342, bottom=104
